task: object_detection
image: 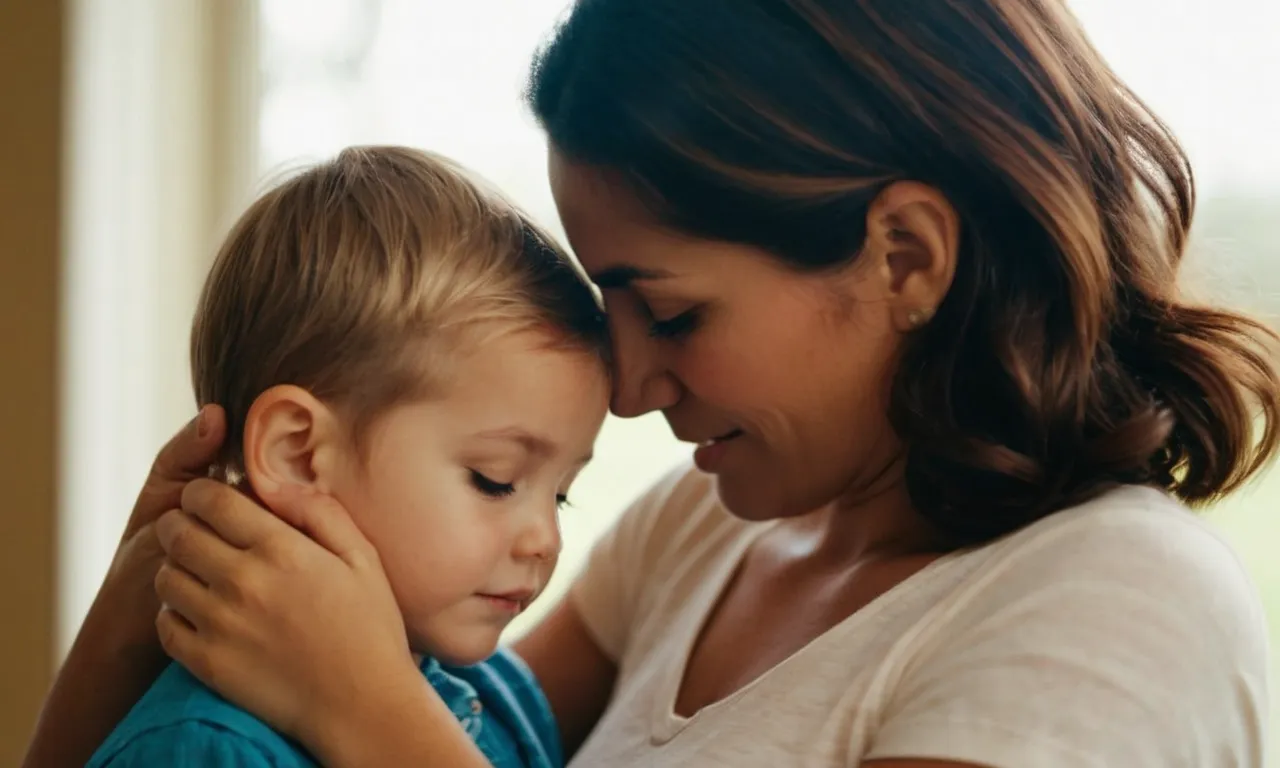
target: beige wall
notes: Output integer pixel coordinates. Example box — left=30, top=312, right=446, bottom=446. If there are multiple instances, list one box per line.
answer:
left=0, top=0, right=62, bottom=763
left=0, top=4, right=257, bottom=758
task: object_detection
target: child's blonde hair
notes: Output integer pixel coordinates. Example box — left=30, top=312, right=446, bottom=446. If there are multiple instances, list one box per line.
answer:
left=191, top=146, right=608, bottom=479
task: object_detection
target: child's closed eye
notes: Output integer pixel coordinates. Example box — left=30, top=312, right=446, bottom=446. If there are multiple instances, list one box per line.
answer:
left=470, top=470, right=516, bottom=499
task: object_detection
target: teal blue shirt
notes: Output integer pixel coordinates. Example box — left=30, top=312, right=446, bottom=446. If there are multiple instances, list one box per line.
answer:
left=87, top=648, right=562, bottom=768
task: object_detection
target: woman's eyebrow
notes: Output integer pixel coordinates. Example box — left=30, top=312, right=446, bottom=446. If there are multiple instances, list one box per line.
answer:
left=589, top=265, right=675, bottom=289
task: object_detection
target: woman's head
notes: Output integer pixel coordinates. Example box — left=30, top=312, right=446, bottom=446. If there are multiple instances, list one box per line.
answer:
left=530, top=0, right=1280, bottom=541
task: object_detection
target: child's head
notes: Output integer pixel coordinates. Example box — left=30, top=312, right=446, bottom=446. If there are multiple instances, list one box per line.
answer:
left=191, top=146, right=610, bottom=664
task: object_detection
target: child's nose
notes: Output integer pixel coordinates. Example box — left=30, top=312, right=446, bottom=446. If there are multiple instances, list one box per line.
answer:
left=513, top=501, right=562, bottom=561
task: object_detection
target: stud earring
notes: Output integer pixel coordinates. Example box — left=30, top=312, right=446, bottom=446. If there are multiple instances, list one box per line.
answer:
left=906, top=308, right=933, bottom=328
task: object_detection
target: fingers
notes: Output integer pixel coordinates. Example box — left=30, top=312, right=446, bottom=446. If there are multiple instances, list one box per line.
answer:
left=127, top=405, right=228, bottom=537
left=269, top=484, right=379, bottom=568
left=180, top=477, right=379, bottom=571
left=152, top=405, right=227, bottom=482
left=155, top=508, right=244, bottom=588
left=156, top=606, right=206, bottom=677
left=181, top=478, right=293, bottom=550
left=155, top=560, right=218, bottom=631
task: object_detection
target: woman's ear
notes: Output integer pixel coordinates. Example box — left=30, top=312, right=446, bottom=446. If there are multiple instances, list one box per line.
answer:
left=861, top=181, right=960, bottom=331
left=241, top=385, right=347, bottom=508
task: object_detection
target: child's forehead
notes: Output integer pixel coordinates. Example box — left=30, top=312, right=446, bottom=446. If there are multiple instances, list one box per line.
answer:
left=454, top=340, right=607, bottom=417
left=402, top=332, right=609, bottom=453
left=470, top=425, right=595, bottom=467
left=446, top=327, right=607, bottom=386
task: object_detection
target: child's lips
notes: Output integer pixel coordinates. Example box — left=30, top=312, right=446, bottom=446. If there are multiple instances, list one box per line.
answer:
left=477, top=590, right=535, bottom=613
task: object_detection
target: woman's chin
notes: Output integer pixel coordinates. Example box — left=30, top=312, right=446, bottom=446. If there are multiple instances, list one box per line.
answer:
left=714, top=473, right=814, bottom=522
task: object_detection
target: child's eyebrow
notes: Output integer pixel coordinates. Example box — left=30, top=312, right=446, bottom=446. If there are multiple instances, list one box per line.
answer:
left=473, top=426, right=594, bottom=465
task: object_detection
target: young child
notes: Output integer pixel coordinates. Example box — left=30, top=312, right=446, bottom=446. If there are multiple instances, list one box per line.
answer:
left=87, top=147, right=611, bottom=767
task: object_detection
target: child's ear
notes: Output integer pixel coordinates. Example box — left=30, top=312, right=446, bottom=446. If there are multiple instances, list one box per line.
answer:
left=242, top=385, right=347, bottom=507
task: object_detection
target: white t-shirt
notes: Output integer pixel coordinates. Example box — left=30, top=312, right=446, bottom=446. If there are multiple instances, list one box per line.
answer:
left=567, top=463, right=1267, bottom=767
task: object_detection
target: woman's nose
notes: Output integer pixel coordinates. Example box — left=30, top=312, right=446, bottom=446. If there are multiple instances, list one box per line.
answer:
left=608, top=321, right=681, bottom=418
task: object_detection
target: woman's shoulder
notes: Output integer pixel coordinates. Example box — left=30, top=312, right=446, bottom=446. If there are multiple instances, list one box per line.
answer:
left=868, top=486, right=1268, bottom=766
left=960, top=484, right=1263, bottom=633
left=997, top=485, right=1250, bottom=577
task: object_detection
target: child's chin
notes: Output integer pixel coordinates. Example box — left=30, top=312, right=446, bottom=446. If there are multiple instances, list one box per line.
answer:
left=410, top=626, right=501, bottom=666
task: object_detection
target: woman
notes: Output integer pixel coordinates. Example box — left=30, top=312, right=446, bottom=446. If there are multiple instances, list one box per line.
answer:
left=26, top=0, right=1280, bottom=766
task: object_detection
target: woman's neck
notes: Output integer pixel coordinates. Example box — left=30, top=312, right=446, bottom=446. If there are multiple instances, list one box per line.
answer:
left=805, top=463, right=949, bottom=565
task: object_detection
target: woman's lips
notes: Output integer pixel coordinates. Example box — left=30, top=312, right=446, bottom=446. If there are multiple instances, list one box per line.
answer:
left=694, top=429, right=743, bottom=472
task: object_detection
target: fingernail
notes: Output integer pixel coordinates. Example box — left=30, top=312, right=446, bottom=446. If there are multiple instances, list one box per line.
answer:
left=196, top=408, right=209, bottom=438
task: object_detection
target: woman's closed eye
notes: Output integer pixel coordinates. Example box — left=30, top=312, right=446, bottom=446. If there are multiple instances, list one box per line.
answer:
left=470, top=470, right=516, bottom=499
left=647, top=308, right=700, bottom=340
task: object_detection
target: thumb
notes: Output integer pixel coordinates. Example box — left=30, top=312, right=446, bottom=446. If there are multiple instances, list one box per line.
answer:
left=270, top=485, right=377, bottom=567
left=127, top=405, right=229, bottom=538
left=151, top=405, right=228, bottom=482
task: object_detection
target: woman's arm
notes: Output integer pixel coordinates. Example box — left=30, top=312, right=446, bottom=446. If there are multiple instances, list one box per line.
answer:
left=21, top=408, right=226, bottom=768
left=21, top=532, right=169, bottom=768
left=860, top=501, right=1266, bottom=767
left=512, top=599, right=617, bottom=758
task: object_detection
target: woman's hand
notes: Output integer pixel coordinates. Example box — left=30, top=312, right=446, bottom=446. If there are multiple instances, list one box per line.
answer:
left=22, top=406, right=227, bottom=768
left=108, top=407, right=229, bottom=646
left=154, top=480, right=479, bottom=765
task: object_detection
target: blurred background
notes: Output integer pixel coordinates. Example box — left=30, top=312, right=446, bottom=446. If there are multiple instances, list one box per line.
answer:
left=1, top=0, right=1276, bottom=763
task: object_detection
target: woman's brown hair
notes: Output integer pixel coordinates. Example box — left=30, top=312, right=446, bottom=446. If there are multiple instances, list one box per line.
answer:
left=529, top=0, right=1280, bottom=544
